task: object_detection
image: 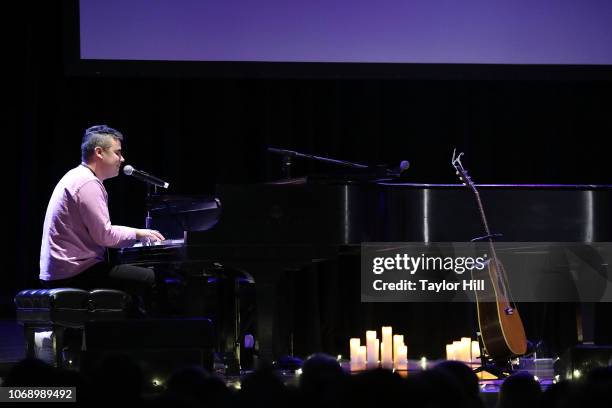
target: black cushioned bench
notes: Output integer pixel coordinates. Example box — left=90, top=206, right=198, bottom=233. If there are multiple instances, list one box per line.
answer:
left=14, top=288, right=130, bottom=367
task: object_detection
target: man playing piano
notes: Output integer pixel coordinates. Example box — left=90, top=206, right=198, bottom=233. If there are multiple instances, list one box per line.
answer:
left=39, top=125, right=164, bottom=314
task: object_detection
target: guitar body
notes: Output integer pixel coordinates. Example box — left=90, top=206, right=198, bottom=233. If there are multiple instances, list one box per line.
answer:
left=475, top=261, right=527, bottom=359
left=477, top=301, right=527, bottom=359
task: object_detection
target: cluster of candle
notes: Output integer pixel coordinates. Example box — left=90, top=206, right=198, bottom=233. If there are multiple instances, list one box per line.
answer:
left=349, top=326, right=407, bottom=371
left=445, top=337, right=480, bottom=364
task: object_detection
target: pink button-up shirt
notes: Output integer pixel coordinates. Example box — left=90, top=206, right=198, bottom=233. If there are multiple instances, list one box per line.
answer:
left=40, top=164, right=137, bottom=281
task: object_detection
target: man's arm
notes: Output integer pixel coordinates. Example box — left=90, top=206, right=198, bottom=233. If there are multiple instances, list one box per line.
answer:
left=77, top=181, right=163, bottom=247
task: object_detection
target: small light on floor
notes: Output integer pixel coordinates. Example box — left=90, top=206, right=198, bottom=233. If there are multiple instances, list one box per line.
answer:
left=420, top=357, right=427, bottom=370
left=337, top=355, right=342, bottom=361
left=152, top=378, right=163, bottom=387
left=573, top=369, right=581, bottom=379
left=295, top=368, right=303, bottom=376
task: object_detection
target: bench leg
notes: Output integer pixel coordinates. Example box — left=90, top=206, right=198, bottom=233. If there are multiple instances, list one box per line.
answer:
left=23, top=325, right=36, bottom=359
left=52, top=325, right=66, bottom=368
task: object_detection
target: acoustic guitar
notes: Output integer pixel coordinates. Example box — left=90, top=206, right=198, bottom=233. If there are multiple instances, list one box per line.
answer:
left=452, top=150, right=527, bottom=360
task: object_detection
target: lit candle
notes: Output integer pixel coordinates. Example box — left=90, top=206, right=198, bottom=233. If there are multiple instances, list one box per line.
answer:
left=393, top=334, right=404, bottom=366
left=382, top=326, right=393, bottom=341
left=460, top=338, right=471, bottom=363
left=381, top=326, right=393, bottom=369
left=381, top=341, right=393, bottom=369
left=351, top=345, right=367, bottom=371
left=359, top=345, right=367, bottom=370
left=471, top=340, right=480, bottom=364
left=396, top=345, right=408, bottom=370
left=446, top=343, right=456, bottom=360
left=366, top=331, right=378, bottom=367
left=350, top=338, right=360, bottom=364
left=452, top=340, right=463, bottom=361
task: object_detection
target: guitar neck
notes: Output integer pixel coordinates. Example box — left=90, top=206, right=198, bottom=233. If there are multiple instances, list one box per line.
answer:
left=471, top=186, right=493, bottom=239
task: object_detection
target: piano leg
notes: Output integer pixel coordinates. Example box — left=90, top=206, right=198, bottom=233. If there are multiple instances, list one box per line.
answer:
left=255, top=280, right=277, bottom=363
left=240, top=263, right=288, bottom=364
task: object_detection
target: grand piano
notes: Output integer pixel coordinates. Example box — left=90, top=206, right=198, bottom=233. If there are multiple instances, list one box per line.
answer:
left=117, top=179, right=612, bottom=362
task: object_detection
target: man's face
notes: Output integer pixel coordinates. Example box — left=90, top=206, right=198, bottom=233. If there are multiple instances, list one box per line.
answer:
left=96, top=138, right=125, bottom=180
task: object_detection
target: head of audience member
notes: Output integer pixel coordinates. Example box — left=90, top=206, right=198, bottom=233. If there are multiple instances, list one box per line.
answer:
left=497, top=371, right=542, bottom=408
left=90, top=352, right=143, bottom=403
left=3, top=358, right=57, bottom=386
left=407, top=367, right=470, bottom=408
left=163, top=365, right=230, bottom=408
left=299, top=353, right=347, bottom=405
left=239, top=365, right=287, bottom=407
left=435, top=360, right=484, bottom=408
left=575, top=366, right=612, bottom=408
left=345, top=368, right=407, bottom=406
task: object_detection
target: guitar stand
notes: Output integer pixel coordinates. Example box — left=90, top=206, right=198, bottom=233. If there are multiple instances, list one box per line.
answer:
left=473, top=332, right=517, bottom=379
left=473, top=359, right=514, bottom=379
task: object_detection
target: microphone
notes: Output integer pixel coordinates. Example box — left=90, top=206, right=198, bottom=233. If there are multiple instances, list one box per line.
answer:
left=123, top=165, right=169, bottom=189
left=387, top=160, right=410, bottom=177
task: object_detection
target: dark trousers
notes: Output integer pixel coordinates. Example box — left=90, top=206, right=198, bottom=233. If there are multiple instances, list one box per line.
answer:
left=40, top=262, right=156, bottom=315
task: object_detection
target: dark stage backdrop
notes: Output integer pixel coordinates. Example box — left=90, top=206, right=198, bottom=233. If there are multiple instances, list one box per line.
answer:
left=7, top=1, right=612, bottom=356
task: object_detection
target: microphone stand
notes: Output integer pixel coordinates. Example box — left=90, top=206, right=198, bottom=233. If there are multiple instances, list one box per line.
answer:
left=281, top=154, right=293, bottom=179
left=267, top=147, right=371, bottom=179
left=145, top=184, right=158, bottom=230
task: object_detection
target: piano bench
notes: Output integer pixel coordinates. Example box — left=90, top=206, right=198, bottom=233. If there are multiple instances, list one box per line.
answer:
left=14, top=288, right=130, bottom=367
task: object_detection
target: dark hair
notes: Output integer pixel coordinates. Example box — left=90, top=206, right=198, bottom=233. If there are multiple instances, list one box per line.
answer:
left=81, top=124, right=124, bottom=162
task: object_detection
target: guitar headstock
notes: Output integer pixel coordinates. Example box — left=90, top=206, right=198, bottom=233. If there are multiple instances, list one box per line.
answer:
left=451, top=149, right=476, bottom=192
